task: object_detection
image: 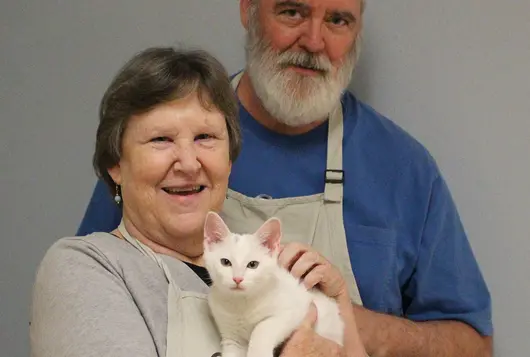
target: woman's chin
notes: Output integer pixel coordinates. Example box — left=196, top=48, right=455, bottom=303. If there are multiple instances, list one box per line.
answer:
left=160, top=213, right=204, bottom=238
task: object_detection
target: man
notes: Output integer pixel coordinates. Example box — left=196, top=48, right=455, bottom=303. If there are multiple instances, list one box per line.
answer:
left=78, top=0, right=493, bottom=355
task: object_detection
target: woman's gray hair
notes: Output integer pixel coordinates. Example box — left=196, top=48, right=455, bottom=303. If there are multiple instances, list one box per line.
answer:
left=93, top=47, right=241, bottom=192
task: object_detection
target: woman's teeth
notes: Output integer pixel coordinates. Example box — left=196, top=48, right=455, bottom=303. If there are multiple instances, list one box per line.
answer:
left=163, top=186, right=204, bottom=195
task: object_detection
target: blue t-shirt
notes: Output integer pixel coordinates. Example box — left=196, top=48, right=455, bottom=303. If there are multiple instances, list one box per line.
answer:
left=77, top=91, right=492, bottom=336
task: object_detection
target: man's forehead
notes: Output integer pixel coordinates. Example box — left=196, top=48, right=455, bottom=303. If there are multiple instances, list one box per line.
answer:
left=262, top=0, right=360, bottom=11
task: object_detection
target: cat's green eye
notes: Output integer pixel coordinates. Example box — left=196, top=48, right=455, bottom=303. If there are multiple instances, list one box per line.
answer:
left=247, top=261, right=259, bottom=269
left=220, top=258, right=232, bottom=267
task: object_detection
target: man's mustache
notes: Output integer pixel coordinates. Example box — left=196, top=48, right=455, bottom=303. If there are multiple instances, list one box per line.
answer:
left=277, top=51, right=332, bottom=75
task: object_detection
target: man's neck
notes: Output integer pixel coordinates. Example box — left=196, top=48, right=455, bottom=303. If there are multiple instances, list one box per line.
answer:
left=236, top=72, right=325, bottom=136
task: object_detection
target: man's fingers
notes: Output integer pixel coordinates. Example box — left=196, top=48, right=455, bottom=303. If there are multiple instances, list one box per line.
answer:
left=289, top=251, right=320, bottom=279
left=300, top=302, right=318, bottom=329
left=277, top=243, right=307, bottom=270
left=301, top=265, right=326, bottom=290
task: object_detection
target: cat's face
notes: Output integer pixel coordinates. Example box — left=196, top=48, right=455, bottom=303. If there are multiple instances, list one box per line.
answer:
left=203, top=212, right=282, bottom=295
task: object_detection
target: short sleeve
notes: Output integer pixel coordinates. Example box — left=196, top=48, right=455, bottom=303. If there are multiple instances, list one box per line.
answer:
left=30, top=239, right=159, bottom=357
left=402, top=174, right=493, bottom=336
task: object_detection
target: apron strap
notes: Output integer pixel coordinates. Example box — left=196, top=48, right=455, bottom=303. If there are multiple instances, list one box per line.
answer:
left=323, top=105, right=363, bottom=304
left=230, top=71, right=244, bottom=91
left=118, top=220, right=172, bottom=284
left=324, top=104, right=344, bottom=203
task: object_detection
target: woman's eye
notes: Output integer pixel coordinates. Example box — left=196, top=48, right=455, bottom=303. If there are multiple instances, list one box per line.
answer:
left=151, top=136, right=171, bottom=142
left=195, top=133, right=214, bottom=141
left=247, top=261, right=259, bottom=269
left=221, top=258, right=232, bottom=267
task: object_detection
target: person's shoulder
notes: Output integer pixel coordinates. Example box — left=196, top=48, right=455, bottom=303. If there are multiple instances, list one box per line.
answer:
left=37, top=233, right=140, bottom=277
left=342, top=91, right=440, bottom=175
left=48, top=232, right=128, bottom=255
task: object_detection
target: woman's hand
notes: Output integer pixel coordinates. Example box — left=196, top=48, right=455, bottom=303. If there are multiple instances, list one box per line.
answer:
left=278, top=242, right=347, bottom=299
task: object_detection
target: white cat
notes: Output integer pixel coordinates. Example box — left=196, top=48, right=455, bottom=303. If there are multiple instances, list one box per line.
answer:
left=203, top=211, right=344, bottom=357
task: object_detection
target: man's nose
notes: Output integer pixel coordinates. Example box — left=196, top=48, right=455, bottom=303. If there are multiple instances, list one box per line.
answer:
left=298, top=20, right=325, bottom=53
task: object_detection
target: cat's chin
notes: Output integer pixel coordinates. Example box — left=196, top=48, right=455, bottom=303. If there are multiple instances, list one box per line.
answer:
left=217, top=285, right=254, bottom=296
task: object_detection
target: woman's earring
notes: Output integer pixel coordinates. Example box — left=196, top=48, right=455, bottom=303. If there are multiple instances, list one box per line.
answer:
left=114, top=185, right=122, bottom=205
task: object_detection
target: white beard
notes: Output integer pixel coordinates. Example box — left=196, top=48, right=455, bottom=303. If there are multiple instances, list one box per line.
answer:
left=244, top=10, right=360, bottom=127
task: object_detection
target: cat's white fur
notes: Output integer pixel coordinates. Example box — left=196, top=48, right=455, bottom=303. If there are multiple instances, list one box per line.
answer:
left=203, top=212, right=344, bottom=357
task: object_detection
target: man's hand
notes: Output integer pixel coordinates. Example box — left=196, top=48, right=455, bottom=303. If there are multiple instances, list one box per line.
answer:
left=280, top=303, right=344, bottom=357
left=278, top=242, right=347, bottom=298
left=278, top=243, right=368, bottom=357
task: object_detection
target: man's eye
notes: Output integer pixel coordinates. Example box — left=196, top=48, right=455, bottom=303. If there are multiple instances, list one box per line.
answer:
left=280, top=9, right=302, bottom=19
left=195, top=133, right=214, bottom=141
left=329, top=16, right=348, bottom=26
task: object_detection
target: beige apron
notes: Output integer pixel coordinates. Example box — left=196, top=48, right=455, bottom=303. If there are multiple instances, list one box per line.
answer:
left=221, top=72, right=363, bottom=305
left=118, top=222, right=222, bottom=357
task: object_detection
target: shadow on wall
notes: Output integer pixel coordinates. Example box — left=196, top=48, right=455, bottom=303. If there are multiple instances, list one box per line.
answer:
left=348, top=31, right=374, bottom=105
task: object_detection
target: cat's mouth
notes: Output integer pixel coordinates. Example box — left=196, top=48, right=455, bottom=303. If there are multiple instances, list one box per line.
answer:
left=230, top=285, right=245, bottom=291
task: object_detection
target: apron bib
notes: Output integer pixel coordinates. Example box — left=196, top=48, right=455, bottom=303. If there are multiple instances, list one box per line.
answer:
left=222, top=72, right=363, bottom=305
left=118, top=222, right=222, bottom=357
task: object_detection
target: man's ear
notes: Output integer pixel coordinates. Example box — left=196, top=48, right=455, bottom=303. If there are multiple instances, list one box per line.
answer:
left=107, top=164, right=122, bottom=185
left=240, top=0, right=252, bottom=30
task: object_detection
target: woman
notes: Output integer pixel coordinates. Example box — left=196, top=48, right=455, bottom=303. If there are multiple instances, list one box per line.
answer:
left=30, top=47, right=367, bottom=357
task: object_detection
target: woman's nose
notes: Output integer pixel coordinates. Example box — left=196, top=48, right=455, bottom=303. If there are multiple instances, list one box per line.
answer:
left=173, top=143, right=201, bottom=175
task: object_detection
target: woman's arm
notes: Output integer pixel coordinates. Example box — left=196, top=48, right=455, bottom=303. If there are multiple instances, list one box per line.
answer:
left=30, top=238, right=158, bottom=357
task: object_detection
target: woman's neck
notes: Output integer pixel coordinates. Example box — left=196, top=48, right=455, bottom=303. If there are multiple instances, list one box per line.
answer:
left=113, top=218, right=205, bottom=266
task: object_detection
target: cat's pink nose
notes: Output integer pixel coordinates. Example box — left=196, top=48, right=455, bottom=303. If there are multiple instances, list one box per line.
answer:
left=233, top=277, right=244, bottom=284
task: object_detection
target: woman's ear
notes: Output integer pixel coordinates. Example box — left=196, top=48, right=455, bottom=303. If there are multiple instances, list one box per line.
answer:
left=107, top=164, right=122, bottom=185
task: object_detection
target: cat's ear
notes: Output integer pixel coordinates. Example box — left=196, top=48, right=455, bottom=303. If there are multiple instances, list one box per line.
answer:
left=204, top=211, right=230, bottom=246
left=255, top=217, right=282, bottom=253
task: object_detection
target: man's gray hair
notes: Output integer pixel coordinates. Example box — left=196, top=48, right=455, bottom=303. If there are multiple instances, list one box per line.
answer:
left=251, top=0, right=366, bottom=14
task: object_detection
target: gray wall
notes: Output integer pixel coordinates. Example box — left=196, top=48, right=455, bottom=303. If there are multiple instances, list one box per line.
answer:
left=1, top=0, right=528, bottom=356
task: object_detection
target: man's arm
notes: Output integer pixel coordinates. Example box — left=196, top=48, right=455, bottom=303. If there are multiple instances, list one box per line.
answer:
left=77, top=179, right=122, bottom=235
left=353, top=304, right=492, bottom=357
left=354, top=172, right=493, bottom=356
